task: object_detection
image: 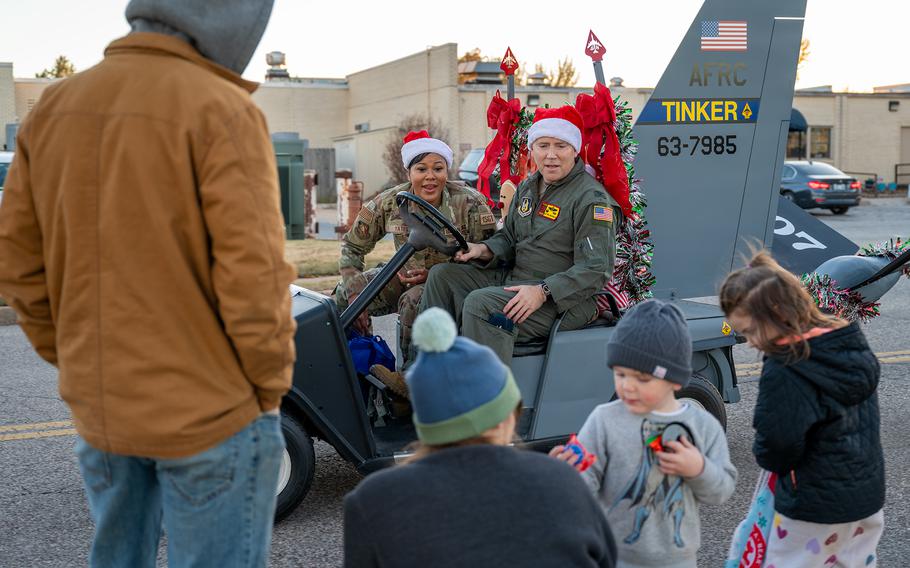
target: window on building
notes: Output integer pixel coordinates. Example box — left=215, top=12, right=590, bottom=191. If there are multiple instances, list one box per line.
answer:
left=810, top=127, right=832, bottom=159
left=527, top=94, right=540, bottom=107
left=786, top=131, right=805, bottom=159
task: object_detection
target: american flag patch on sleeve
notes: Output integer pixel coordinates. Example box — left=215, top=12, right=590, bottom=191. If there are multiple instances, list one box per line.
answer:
left=593, top=205, right=613, bottom=223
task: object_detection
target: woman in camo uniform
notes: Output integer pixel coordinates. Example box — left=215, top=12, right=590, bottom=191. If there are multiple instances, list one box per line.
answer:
left=335, top=131, right=496, bottom=395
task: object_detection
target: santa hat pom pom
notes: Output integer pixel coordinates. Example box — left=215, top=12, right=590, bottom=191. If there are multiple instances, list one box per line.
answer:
left=412, top=308, right=458, bottom=353
left=403, top=130, right=430, bottom=144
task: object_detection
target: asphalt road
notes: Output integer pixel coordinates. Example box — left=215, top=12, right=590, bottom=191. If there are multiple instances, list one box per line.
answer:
left=0, top=199, right=907, bottom=566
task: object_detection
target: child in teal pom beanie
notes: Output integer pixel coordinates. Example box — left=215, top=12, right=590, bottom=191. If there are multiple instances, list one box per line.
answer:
left=343, top=308, right=617, bottom=568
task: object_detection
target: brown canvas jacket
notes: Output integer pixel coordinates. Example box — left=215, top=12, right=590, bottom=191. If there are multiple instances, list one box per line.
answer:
left=0, top=33, right=297, bottom=458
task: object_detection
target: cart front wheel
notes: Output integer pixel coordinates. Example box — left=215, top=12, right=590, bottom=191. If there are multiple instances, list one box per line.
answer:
left=275, top=413, right=316, bottom=522
left=675, top=373, right=727, bottom=430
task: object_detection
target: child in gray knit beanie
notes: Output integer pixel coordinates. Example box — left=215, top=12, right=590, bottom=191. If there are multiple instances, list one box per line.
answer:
left=551, top=299, right=737, bottom=568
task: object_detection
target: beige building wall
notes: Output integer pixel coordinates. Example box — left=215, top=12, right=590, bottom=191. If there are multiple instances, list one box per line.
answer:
left=14, top=79, right=57, bottom=125
left=251, top=82, right=347, bottom=147
left=793, top=92, right=910, bottom=181
left=0, top=63, right=16, bottom=149
left=347, top=43, right=459, bottom=137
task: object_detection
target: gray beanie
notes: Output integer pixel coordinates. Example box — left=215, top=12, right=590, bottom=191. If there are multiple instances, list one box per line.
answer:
left=606, top=299, right=692, bottom=386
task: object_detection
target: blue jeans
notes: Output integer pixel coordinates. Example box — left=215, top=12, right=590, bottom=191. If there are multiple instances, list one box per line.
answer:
left=76, top=414, right=284, bottom=568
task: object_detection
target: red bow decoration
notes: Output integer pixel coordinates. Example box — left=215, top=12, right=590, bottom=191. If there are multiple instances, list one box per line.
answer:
left=477, top=91, right=521, bottom=208
left=575, top=82, right=632, bottom=217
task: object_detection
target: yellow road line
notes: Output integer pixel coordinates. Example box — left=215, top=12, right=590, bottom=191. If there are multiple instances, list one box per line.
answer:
left=736, top=353, right=910, bottom=377
left=0, top=420, right=73, bottom=433
left=0, top=428, right=78, bottom=442
left=877, top=350, right=910, bottom=357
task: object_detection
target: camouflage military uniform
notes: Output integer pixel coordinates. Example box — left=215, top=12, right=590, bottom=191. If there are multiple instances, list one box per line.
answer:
left=335, top=181, right=496, bottom=364
left=420, top=160, right=619, bottom=366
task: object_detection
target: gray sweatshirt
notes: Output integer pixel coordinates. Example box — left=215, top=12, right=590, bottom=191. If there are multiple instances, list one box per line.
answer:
left=578, top=401, right=737, bottom=568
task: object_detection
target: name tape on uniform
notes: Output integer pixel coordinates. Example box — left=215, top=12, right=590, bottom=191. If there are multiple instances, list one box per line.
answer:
left=638, top=98, right=760, bottom=125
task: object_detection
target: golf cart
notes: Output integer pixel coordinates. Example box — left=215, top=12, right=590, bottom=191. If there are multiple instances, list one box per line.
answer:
left=274, top=192, right=739, bottom=520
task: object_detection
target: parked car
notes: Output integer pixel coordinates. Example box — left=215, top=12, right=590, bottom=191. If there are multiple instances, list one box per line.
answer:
left=0, top=151, right=13, bottom=206
left=780, top=160, right=861, bottom=215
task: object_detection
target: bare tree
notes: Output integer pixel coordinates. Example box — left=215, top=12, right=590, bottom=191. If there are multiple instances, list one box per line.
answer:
left=797, top=39, right=810, bottom=80
left=35, top=55, right=76, bottom=79
left=458, top=48, right=484, bottom=63
left=382, top=114, right=452, bottom=188
left=551, top=57, right=579, bottom=87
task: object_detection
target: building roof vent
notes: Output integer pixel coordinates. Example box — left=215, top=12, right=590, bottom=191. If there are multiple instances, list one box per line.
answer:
left=266, top=51, right=290, bottom=81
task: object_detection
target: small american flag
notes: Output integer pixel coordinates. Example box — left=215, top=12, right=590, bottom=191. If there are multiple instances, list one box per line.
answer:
left=701, top=20, right=747, bottom=51
left=596, top=279, right=631, bottom=316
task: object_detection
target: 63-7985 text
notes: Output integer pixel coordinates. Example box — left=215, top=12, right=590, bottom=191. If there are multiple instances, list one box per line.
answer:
left=657, top=135, right=737, bottom=157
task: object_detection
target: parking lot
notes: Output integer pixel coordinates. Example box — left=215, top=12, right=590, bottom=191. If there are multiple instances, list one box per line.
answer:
left=0, top=198, right=907, bottom=566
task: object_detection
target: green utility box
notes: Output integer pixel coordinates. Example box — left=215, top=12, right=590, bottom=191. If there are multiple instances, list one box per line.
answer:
left=273, top=137, right=309, bottom=239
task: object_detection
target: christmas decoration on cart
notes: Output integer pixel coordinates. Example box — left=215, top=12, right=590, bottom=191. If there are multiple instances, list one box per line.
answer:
left=579, top=29, right=655, bottom=313
left=801, top=239, right=910, bottom=323
left=476, top=47, right=531, bottom=212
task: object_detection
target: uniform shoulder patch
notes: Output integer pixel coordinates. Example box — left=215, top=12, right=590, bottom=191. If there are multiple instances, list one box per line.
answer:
left=354, top=220, right=371, bottom=239
left=357, top=206, right=375, bottom=225
left=479, top=213, right=496, bottom=226
left=593, top=204, right=613, bottom=223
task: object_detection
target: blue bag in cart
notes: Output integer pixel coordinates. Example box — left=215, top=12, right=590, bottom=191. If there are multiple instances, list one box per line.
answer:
left=347, top=330, right=396, bottom=376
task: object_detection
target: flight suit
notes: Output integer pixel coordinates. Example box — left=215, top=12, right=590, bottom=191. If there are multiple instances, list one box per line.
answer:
left=420, top=159, right=618, bottom=366
left=335, top=181, right=496, bottom=363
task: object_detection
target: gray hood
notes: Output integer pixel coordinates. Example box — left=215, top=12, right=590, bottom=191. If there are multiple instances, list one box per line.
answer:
left=125, top=0, right=274, bottom=75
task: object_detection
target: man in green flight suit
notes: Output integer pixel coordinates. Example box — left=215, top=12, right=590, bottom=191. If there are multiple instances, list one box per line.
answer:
left=419, top=105, right=619, bottom=366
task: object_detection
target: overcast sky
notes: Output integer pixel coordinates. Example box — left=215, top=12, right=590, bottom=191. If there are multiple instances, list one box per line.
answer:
left=1, top=0, right=905, bottom=91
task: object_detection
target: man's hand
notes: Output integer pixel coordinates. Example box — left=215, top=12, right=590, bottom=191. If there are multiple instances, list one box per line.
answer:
left=455, top=242, right=493, bottom=263
left=503, top=284, right=546, bottom=324
left=656, top=436, right=705, bottom=478
left=347, top=293, right=371, bottom=336
left=397, top=268, right=428, bottom=286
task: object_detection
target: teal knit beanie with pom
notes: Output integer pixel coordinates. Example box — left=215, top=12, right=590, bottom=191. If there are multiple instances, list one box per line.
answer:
left=406, top=308, right=522, bottom=445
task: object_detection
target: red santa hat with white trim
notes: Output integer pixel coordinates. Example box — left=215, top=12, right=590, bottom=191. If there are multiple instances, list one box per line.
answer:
left=527, top=106, right=585, bottom=153
left=401, top=130, right=454, bottom=169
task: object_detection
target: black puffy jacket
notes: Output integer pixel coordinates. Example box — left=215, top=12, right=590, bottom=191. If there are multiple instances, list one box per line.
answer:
left=752, top=322, right=884, bottom=524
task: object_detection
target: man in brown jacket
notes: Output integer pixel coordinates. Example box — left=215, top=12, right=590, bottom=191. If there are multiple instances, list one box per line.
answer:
left=0, top=1, right=296, bottom=566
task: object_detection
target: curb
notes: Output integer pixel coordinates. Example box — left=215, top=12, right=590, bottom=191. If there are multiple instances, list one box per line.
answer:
left=0, top=306, right=16, bottom=326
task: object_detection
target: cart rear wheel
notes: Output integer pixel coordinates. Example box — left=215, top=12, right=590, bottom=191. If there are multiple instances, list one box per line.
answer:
left=275, top=413, right=315, bottom=522
left=675, top=373, right=727, bottom=430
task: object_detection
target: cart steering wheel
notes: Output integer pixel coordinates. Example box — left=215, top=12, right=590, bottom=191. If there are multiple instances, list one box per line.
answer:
left=395, top=191, right=470, bottom=257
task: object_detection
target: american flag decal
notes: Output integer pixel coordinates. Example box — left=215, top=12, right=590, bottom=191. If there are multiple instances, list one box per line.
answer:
left=593, top=205, right=613, bottom=222
left=701, top=20, right=747, bottom=51
left=597, top=279, right=631, bottom=315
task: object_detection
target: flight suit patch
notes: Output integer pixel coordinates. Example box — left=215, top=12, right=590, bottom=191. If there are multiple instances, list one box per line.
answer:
left=517, top=196, right=532, bottom=217
left=592, top=204, right=613, bottom=224
left=355, top=220, right=370, bottom=239
left=537, top=202, right=561, bottom=221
